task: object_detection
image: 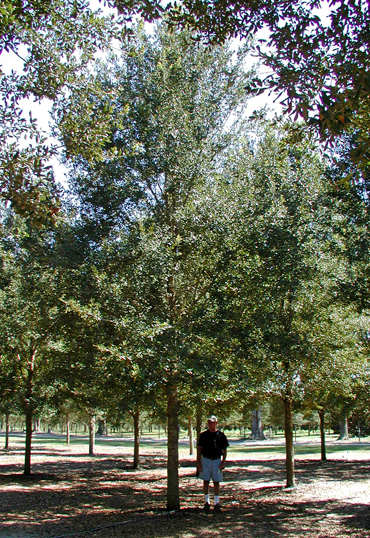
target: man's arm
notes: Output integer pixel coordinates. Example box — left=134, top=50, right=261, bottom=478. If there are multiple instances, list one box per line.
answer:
left=219, top=447, right=227, bottom=470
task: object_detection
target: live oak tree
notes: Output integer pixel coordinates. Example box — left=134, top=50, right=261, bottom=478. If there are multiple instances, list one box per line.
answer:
left=206, top=119, right=338, bottom=487
left=325, top=134, right=370, bottom=310
left=56, top=23, right=252, bottom=508
left=300, top=300, right=367, bottom=460
left=0, top=230, right=18, bottom=449
left=48, top=226, right=122, bottom=455
left=85, top=237, right=158, bottom=468
left=309, top=134, right=370, bottom=445
left=0, top=211, right=64, bottom=474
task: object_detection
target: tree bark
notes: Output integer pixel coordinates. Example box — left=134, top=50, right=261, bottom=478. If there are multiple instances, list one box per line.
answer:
left=283, top=396, right=295, bottom=487
left=196, top=401, right=202, bottom=446
left=89, top=413, right=95, bottom=456
left=188, top=415, right=193, bottom=455
left=339, top=416, right=349, bottom=440
left=5, top=413, right=10, bottom=450
left=318, top=409, right=326, bottom=461
left=167, top=383, right=180, bottom=510
left=133, top=406, right=140, bottom=469
left=251, top=406, right=265, bottom=439
left=24, top=349, right=36, bottom=476
left=97, top=418, right=105, bottom=436
left=66, top=414, right=70, bottom=445
left=24, top=407, right=33, bottom=476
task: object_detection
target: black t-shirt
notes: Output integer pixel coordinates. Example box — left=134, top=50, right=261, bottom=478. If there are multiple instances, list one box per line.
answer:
left=198, top=429, right=229, bottom=459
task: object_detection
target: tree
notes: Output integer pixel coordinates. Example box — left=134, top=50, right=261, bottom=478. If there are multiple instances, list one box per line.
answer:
left=324, top=133, right=370, bottom=309
left=0, top=353, right=18, bottom=449
left=301, top=302, right=367, bottom=460
left=205, top=119, right=337, bottom=486
left=0, top=211, right=65, bottom=474
left=56, top=22, right=252, bottom=508
left=48, top=247, right=119, bottom=456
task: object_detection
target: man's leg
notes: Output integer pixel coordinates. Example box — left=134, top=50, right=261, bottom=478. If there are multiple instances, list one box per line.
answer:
left=203, top=480, right=211, bottom=510
left=214, top=482, right=221, bottom=510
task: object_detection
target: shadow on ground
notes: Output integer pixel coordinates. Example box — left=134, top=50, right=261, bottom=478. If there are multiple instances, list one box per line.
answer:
left=0, top=455, right=369, bottom=537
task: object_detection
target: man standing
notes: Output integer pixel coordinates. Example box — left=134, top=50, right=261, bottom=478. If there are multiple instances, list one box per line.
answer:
left=197, top=415, right=229, bottom=512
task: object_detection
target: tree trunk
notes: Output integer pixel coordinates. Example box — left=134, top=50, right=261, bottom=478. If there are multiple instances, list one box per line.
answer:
left=167, top=384, right=180, bottom=510
left=339, top=416, right=349, bottom=440
left=24, top=407, right=33, bottom=476
left=133, top=406, right=140, bottom=469
left=251, top=407, right=265, bottom=439
left=188, top=415, right=193, bottom=456
left=24, top=349, right=36, bottom=476
left=283, top=396, right=295, bottom=487
left=89, top=414, right=95, bottom=456
left=196, top=401, right=202, bottom=446
left=5, top=413, right=10, bottom=450
left=318, top=409, right=326, bottom=461
left=97, top=418, right=105, bottom=436
left=66, top=414, right=70, bottom=445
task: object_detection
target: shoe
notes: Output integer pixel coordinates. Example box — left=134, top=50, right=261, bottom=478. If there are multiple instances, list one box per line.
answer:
left=214, top=504, right=222, bottom=512
left=203, top=502, right=210, bottom=512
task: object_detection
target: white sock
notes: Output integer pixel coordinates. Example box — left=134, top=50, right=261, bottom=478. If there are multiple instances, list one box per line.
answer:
left=214, top=495, right=220, bottom=505
left=205, top=494, right=210, bottom=503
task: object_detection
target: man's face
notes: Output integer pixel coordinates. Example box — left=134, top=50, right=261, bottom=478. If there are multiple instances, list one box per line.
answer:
left=208, top=420, right=217, bottom=432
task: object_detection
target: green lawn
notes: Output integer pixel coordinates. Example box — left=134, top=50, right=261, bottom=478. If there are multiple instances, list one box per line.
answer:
left=2, top=431, right=370, bottom=460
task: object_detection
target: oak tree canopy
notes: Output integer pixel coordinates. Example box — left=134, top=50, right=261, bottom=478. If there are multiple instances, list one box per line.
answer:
left=111, top=0, right=370, bottom=170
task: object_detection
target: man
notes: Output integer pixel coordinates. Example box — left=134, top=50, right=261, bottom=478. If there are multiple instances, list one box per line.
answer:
left=197, top=415, right=229, bottom=512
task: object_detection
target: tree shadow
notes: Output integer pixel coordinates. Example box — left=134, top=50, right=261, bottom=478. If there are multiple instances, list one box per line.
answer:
left=1, top=455, right=370, bottom=537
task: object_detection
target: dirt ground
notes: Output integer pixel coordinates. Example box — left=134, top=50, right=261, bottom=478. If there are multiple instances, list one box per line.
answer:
left=1, top=438, right=370, bottom=538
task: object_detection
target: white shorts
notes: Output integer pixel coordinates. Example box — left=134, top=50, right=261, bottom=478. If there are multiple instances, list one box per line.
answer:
left=199, top=457, right=223, bottom=482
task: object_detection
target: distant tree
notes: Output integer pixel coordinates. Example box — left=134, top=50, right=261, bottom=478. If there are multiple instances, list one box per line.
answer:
left=0, top=212, right=64, bottom=474
left=301, top=302, right=367, bottom=460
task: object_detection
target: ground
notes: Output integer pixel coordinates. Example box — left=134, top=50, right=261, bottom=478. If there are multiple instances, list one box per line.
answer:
left=1, top=435, right=370, bottom=538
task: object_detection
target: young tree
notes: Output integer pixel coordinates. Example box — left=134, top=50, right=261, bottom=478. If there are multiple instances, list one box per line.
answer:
left=55, top=23, right=252, bottom=508
left=206, top=119, right=338, bottom=486
left=301, top=303, right=367, bottom=460
left=0, top=213, right=64, bottom=474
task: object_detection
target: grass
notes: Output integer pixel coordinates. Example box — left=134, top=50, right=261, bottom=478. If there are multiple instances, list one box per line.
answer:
left=2, top=431, right=370, bottom=460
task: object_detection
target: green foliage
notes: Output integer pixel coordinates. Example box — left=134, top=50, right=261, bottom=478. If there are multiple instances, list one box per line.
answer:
left=57, top=21, right=254, bottom=397
left=112, top=0, right=370, bottom=169
left=1, top=12, right=369, bottom=491
left=0, top=0, right=118, bottom=224
left=0, top=210, right=66, bottom=424
left=200, top=119, right=329, bottom=401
